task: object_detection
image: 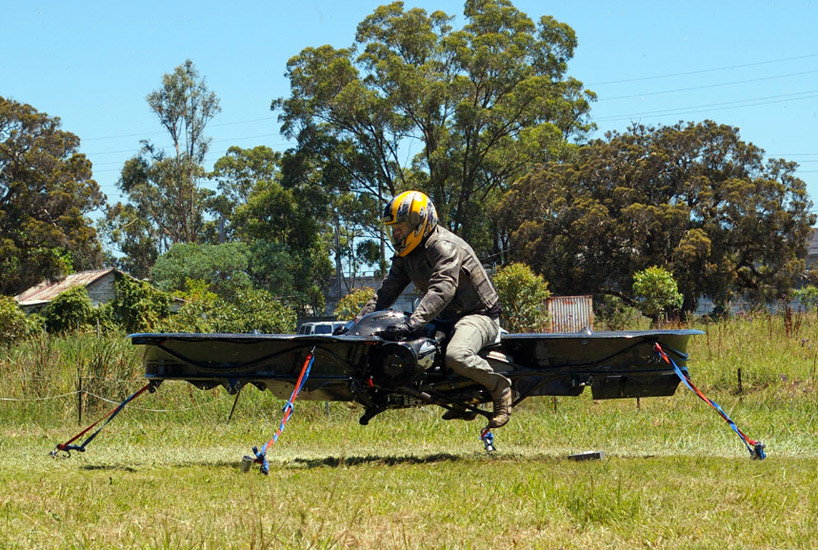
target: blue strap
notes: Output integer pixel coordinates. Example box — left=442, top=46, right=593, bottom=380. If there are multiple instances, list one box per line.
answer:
left=655, top=344, right=765, bottom=460
left=249, top=349, right=316, bottom=474
left=51, top=383, right=150, bottom=458
left=75, top=387, right=146, bottom=449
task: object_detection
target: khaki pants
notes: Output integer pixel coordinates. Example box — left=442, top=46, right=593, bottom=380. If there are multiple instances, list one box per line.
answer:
left=444, top=314, right=508, bottom=394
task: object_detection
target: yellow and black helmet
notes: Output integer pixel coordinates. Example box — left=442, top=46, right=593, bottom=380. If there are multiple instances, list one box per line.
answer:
left=382, top=190, right=438, bottom=257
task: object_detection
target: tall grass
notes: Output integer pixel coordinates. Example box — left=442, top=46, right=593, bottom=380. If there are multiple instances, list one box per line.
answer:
left=1, top=313, right=817, bottom=548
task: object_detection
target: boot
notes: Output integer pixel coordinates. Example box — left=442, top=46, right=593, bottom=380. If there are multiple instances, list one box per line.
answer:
left=489, top=384, right=513, bottom=428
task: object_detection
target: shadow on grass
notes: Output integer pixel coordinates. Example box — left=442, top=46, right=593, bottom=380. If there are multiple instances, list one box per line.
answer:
left=290, top=452, right=463, bottom=469
left=113, top=451, right=613, bottom=473
left=171, top=453, right=468, bottom=472
left=81, top=464, right=138, bottom=472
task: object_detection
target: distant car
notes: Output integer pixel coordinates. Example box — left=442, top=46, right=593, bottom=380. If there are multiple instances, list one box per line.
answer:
left=297, top=321, right=346, bottom=335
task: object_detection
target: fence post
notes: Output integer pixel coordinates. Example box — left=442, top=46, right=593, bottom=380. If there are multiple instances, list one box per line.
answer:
left=77, top=371, right=83, bottom=425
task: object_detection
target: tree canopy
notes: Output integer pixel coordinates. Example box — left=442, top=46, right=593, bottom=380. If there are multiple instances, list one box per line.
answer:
left=101, top=60, right=220, bottom=277
left=208, top=145, right=282, bottom=242
left=232, top=174, right=332, bottom=313
left=151, top=241, right=253, bottom=299
left=5, top=10, right=817, bottom=323
left=275, top=0, right=594, bottom=259
left=498, top=120, right=815, bottom=312
left=0, top=97, right=104, bottom=295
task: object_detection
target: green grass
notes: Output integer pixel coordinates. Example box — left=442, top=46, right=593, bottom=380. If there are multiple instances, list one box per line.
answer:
left=1, top=314, right=818, bottom=548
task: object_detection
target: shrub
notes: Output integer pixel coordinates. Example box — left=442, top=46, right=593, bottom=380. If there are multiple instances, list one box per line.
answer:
left=493, top=262, right=551, bottom=333
left=216, top=288, right=297, bottom=333
left=335, top=287, right=376, bottom=320
left=0, top=296, right=40, bottom=345
left=159, top=286, right=296, bottom=334
left=42, top=286, right=94, bottom=333
left=594, top=295, right=646, bottom=331
left=632, top=266, right=684, bottom=327
left=151, top=242, right=253, bottom=300
left=793, top=285, right=818, bottom=312
left=90, top=302, right=123, bottom=335
left=111, top=276, right=171, bottom=333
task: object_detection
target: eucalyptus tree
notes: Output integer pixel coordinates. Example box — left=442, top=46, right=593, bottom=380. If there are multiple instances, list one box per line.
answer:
left=498, top=121, right=815, bottom=312
left=0, top=97, right=104, bottom=294
left=208, top=145, right=282, bottom=242
left=102, top=60, right=220, bottom=276
left=274, top=0, right=594, bottom=260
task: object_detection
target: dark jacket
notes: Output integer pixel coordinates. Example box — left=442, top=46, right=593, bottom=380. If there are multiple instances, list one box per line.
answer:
left=360, top=226, right=499, bottom=328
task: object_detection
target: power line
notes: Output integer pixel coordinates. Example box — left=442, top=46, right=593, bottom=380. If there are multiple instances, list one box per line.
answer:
left=90, top=141, right=290, bottom=169
left=81, top=116, right=280, bottom=142
left=597, top=69, right=818, bottom=102
left=592, top=89, right=818, bottom=122
left=211, top=116, right=278, bottom=127
left=84, top=134, right=290, bottom=160
left=587, top=53, right=818, bottom=86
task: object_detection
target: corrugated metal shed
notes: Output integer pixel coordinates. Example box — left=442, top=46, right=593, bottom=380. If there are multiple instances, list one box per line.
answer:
left=808, top=228, right=818, bottom=268
left=547, top=295, right=593, bottom=333
left=14, top=268, right=119, bottom=310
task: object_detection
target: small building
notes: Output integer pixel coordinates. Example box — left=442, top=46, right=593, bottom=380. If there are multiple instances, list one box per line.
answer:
left=14, top=268, right=124, bottom=314
left=546, top=295, right=594, bottom=332
left=324, top=273, right=419, bottom=317
left=807, top=228, right=818, bottom=269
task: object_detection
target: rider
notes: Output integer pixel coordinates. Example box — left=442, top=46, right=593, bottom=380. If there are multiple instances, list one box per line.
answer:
left=357, top=190, right=512, bottom=428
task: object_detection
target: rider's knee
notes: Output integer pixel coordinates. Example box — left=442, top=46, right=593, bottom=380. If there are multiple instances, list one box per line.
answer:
left=445, top=345, right=471, bottom=370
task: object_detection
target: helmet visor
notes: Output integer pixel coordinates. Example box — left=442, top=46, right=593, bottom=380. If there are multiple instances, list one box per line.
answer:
left=387, top=221, right=413, bottom=249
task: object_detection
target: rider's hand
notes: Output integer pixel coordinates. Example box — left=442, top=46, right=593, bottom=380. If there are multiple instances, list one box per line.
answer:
left=333, top=320, right=355, bottom=335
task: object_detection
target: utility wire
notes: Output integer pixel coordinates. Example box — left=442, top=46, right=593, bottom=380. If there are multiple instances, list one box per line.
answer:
left=81, top=116, right=279, bottom=141
left=592, top=90, right=818, bottom=122
left=588, top=53, right=818, bottom=86
left=0, top=392, right=80, bottom=402
left=597, top=69, right=818, bottom=101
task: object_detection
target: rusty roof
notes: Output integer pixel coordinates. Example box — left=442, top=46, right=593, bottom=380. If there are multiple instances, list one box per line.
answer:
left=14, top=268, right=118, bottom=307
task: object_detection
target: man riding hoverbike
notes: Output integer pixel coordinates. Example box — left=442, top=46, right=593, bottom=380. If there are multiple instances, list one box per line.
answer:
left=355, top=191, right=512, bottom=428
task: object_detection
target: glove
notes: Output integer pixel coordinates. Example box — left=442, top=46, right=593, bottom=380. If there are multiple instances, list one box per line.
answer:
left=383, top=322, right=418, bottom=341
left=333, top=320, right=357, bottom=335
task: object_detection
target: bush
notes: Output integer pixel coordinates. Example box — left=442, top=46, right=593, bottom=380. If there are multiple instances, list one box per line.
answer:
left=215, top=288, right=297, bottom=333
left=151, top=242, right=253, bottom=300
left=159, top=286, right=296, bottom=334
left=90, top=302, right=123, bottom=335
left=793, top=285, right=818, bottom=312
left=0, top=296, right=40, bottom=345
left=335, top=287, right=376, bottom=320
left=111, top=276, right=171, bottom=333
left=493, top=262, right=550, bottom=333
left=42, top=286, right=94, bottom=333
left=632, top=266, right=683, bottom=327
left=594, top=295, right=647, bottom=331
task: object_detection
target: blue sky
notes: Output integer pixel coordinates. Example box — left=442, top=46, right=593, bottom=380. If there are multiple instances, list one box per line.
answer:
left=4, top=0, right=818, bottom=211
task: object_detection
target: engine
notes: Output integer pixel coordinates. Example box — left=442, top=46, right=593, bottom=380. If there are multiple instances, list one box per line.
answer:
left=345, top=311, right=439, bottom=387
left=370, top=339, right=437, bottom=386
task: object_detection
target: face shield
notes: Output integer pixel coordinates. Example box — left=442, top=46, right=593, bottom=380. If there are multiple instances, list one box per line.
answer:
left=387, top=221, right=413, bottom=250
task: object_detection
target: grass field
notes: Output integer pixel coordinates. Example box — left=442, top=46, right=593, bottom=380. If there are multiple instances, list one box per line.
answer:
left=1, top=313, right=817, bottom=549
